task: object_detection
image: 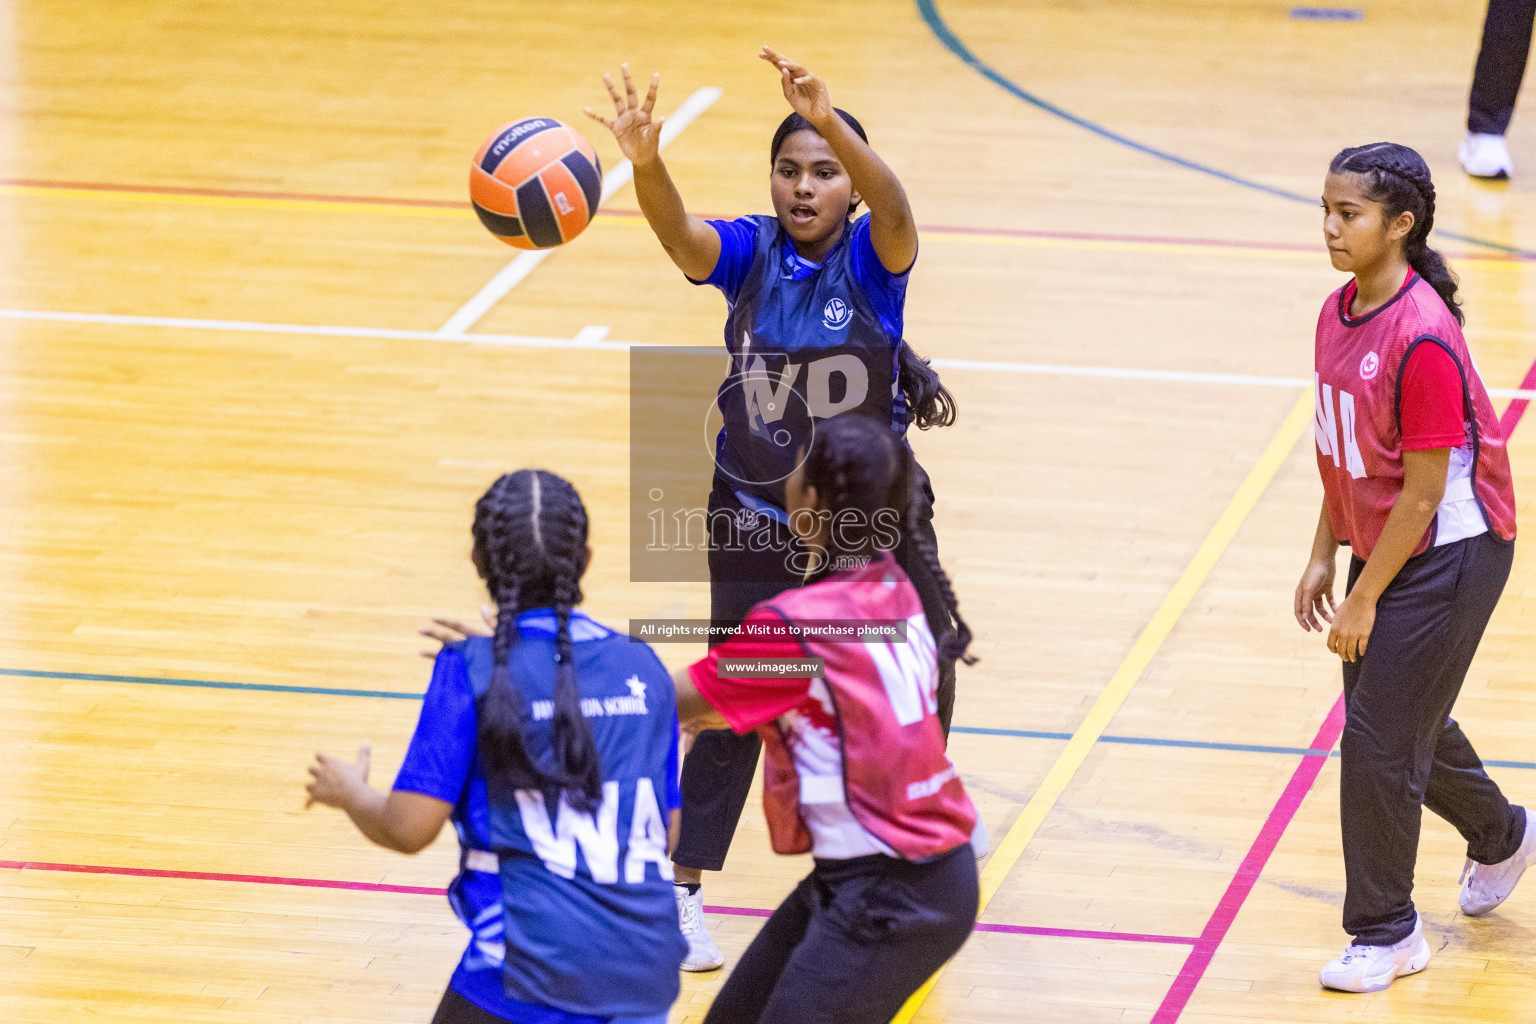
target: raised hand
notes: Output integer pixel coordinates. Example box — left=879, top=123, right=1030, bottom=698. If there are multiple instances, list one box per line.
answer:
left=760, top=45, right=832, bottom=127
left=418, top=605, right=496, bottom=658
left=585, top=64, right=664, bottom=167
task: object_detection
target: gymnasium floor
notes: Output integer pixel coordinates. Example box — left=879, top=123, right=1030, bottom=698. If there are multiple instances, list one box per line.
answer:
left=3, top=1, right=1535, bottom=1021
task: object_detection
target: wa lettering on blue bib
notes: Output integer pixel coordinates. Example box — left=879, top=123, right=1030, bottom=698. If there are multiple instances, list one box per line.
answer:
left=464, top=616, right=685, bottom=1020
left=394, top=610, right=682, bottom=1024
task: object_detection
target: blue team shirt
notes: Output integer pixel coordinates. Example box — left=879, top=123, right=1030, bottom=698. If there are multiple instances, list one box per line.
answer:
left=393, top=609, right=680, bottom=1024
left=696, top=213, right=911, bottom=342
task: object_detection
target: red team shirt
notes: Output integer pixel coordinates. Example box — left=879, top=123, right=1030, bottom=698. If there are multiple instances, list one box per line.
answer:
left=689, top=553, right=975, bottom=862
left=1315, top=272, right=1517, bottom=560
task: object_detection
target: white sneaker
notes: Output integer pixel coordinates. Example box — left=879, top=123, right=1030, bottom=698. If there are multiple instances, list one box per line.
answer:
left=1459, top=807, right=1536, bottom=917
left=1318, top=915, right=1431, bottom=993
left=674, top=884, right=724, bottom=972
left=970, top=814, right=991, bottom=859
left=1459, top=132, right=1513, bottom=179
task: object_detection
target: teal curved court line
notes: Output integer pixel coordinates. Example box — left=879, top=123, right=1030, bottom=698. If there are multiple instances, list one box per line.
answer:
left=915, top=0, right=1534, bottom=259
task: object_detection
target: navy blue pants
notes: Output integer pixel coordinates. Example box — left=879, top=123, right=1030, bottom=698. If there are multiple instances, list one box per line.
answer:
left=674, top=469, right=957, bottom=873
left=702, top=847, right=978, bottom=1024
left=1340, top=532, right=1526, bottom=945
left=1469, top=0, right=1536, bottom=135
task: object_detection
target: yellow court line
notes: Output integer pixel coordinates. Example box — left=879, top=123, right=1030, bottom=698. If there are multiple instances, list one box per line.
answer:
left=891, top=388, right=1314, bottom=1024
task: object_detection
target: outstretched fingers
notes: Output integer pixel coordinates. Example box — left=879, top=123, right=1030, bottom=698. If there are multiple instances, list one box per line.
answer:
left=603, top=72, right=625, bottom=115
left=620, top=63, right=639, bottom=109
left=583, top=106, right=614, bottom=130
left=641, top=71, right=660, bottom=115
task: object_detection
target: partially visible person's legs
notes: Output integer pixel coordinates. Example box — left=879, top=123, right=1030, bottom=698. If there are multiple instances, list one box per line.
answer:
left=699, top=872, right=818, bottom=1024
left=1326, top=537, right=1523, bottom=991
left=706, top=849, right=978, bottom=1024
left=429, top=987, right=510, bottom=1024
left=673, top=479, right=804, bottom=969
left=1463, top=0, right=1536, bottom=176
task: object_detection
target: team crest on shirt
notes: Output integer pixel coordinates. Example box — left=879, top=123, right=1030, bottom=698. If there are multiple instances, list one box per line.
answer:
left=1359, top=351, right=1380, bottom=380
left=822, top=297, right=851, bottom=330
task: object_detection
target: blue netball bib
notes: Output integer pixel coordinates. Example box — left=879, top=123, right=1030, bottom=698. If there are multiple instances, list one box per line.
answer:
left=712, top=216, right=901, bottom=509
left=466, top=622, right=685, bottom=1020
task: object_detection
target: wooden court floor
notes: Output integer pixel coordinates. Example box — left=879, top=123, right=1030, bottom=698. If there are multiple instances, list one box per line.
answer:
left=3, top=1, right=1536, bottom=1021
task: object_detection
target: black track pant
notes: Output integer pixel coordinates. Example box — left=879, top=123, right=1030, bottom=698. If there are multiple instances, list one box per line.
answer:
left=1340, top=532, right=1526, bottom=945
left=1469, top=0, right=1536, bottom=135
left=702, top=847, right=978, bottom=1024
left=674, top=469, right=958, bottom=873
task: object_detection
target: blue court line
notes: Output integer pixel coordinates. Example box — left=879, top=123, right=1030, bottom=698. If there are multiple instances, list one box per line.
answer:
left=914, top=0, right=1535, bottom=259
left=10, top=664, right=1536, bottom=771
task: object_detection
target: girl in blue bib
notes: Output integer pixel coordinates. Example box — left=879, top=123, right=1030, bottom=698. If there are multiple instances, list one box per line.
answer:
left=305, top=470, right=684, bottom=1024
left=588, top=47, right=970, bottom=971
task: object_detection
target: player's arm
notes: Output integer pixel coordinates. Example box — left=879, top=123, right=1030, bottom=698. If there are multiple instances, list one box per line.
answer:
left=305, top=742, right=453, bottom=853
left=762, top=46, right=917, bottom=274
left=586, top=65, right=720, bottom=280
left=673, top=667, right=732, bottom=733
left=1327, top=447, right=1449, bottom=661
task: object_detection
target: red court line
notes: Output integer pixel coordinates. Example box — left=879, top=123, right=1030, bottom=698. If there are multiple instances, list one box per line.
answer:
left=0, top=177, right=465, bottom=209
left=0, top=856, right=1198, bottom=946
left=0, top=858, right=443, bottom=895
left=1150, top=695, right=1347, bottom=1023
left=4, top=177, right=1530, bottom=262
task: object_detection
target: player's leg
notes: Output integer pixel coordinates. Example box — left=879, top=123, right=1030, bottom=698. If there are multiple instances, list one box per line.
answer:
left=746, top=848, right=978, bottom=1024
left=700, top=872, right=817, bottom=1024
left=1326, top=548, right=1466, bottom=989
left=1413, top=534, right=1534, bottom=913
left=1463, top=0, right=1536, bottom=175
left=429, top=987, right=510, bottom=1024
left=674, top=479, right=805, bottom=969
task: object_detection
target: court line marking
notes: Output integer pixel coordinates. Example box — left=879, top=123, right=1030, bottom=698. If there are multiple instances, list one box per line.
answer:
left=915, top=0, right=1536, bottom=259
left=0, top=858, right=1198, bottom=946
left=1151, top=698, right=1347, bottom=1022
left=10, top=177, right=1536, bottom=267
left=895, top=390, right=1316, bottom=1022
left=435, top=86, right=723, bottom=337
left=5, top=307, right=1534, bottom=399
left=1147, top=381, right=1536, bottom=1020
left=9, top=666, right=1536, bottom=771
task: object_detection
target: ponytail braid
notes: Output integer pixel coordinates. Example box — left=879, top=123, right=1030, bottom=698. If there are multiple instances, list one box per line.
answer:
left=472, top=470, right=601, bottom=809
left=1330, top=142, right=1463, bottom=325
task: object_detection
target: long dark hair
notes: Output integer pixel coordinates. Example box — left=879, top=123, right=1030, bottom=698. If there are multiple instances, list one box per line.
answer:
left=472, top=470, right=603, bottom=810
left=800, top=415, right=975, bottom=665
left=1329, top=142, right=1463, bottom=326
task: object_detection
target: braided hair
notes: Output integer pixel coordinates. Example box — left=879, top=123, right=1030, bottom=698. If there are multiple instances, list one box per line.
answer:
left=1329, top=143, right=1463, bottom=325
left=800, top=415, right=976, bottom=665
left=472, top=470, right=603, bottom=811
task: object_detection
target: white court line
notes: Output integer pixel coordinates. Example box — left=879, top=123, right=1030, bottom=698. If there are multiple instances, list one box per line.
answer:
left=8, top=305, right=1536, bottom=399
left=435, top=86, right=724, bottom=338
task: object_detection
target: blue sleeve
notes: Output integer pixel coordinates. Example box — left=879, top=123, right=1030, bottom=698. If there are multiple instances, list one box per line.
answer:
left=393, top=648, right=478, bottom=803
left=665, top=707, right=681, bottom=811
left=688, top=217, right=759, bottom=304
left=847, top=215, right=912, bottom=341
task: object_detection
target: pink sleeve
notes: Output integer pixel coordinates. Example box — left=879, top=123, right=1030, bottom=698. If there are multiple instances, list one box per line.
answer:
left=687, top=608, right=812, bottom=734
left=1400, top=343, right=1467, bottom=451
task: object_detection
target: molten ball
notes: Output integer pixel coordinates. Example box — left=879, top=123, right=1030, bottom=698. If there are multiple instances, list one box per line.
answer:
left=470, top=118, right=602, bottom=249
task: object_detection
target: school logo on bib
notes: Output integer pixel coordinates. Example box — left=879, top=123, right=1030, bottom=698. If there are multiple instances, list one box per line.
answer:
left=1359, top=351, right=1380, bottom=380
left=822, top=298, right=851, bottom=330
